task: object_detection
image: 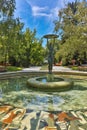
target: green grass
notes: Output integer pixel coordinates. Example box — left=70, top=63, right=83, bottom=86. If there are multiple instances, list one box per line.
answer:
left=72, top=66, right=78, bottom=70
left=6, top=66, right=22, bottom=71
left=40, top=65, right=48, bottom=70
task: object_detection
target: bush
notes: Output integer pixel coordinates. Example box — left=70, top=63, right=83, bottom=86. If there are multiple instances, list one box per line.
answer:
left=78, top=66, right=87, bottom=71
left=0, top=66, right=6, bottom=72
left=72, top=66, right=78, bottom=70
left=7, top=66, right=22, bottom=71
left=72, top=66, right=87, bottom=71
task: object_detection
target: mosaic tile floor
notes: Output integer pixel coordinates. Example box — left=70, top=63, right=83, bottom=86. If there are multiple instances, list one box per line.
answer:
left=0, top=104, right=87, bottom=130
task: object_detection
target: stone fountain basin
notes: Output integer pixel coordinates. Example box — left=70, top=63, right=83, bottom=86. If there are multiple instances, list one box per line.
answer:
left=27, top=76, right=73, bottom=91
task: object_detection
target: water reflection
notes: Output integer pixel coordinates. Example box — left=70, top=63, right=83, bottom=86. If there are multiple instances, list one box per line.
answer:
left=37, top=77, right=64, bottom=83
left=0, top=76, right=87, bottom=111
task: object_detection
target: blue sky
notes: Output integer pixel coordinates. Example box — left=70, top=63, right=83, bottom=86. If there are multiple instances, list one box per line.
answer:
left=14, top=0, right=75, bottom=45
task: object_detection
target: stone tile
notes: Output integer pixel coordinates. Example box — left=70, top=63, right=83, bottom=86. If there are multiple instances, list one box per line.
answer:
left=0, top=104, right=87, bottom=130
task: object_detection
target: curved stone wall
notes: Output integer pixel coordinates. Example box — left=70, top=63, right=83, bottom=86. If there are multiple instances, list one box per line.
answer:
left=27, top=76, right=74, bottom=92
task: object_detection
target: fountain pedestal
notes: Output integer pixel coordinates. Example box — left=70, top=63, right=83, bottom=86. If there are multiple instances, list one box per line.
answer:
left=27, top=76, right=73, bottom=92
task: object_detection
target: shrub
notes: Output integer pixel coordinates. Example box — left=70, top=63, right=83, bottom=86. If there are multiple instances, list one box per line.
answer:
left=72, top=66, right=87, bottom=71
left=72, top=66, right=78, bottom=70
left=78, top=66, right=87, bottom=71
left=7, top=66, right=22, bottom=71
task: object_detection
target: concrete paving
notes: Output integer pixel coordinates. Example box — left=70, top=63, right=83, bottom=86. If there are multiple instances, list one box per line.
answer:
left=22, top=66, right=86, bottom=73
left=22, top=66, right=41, bottom=72
left=53, top=66, right=72, bottom=72
left=22, top=66, right=72, bottom=72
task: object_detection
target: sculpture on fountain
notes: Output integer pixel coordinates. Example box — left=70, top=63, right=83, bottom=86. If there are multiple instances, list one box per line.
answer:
left=43, top=34, right=58, bottom=74
left=27, top=34, right=73, bottom=91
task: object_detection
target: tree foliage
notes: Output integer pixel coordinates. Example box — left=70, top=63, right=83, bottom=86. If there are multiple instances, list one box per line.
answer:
left=0, top=0, right=45, bottom=67
left=19, top=28, right=45, bottom=67
left=0, top=0, right=15, bottom=18
left=54, top=0, right=87, bottom=65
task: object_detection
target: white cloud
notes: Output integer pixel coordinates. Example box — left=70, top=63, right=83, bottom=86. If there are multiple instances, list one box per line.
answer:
left=31, top=5, right=60, bottom=20
left=50, top=7, right=59, bottom=19
left=32, top=6, right=50, bottom=17
left=25, top=0, right=59, bottom=18
left=25, top=0, right=64, bottom=35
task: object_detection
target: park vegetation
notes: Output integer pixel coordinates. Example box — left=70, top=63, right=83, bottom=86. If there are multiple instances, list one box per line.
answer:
left=0, top=0, right=87, bottom=69
left=54, top=0, right=87, bottom=66
left=0, top=0, right=45, bottom=67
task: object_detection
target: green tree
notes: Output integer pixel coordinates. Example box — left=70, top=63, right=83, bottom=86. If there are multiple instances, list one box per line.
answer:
left=0, top=0, right=16, bottom=64
left=54, top=0, right=87, bottom=65
left=0, top=17, right=24, bottom=65
left=30, top=39, right=45, bottom=66
left=0, top=0, right=15, bottom=18
left=22, top=28, right=45, bottom=67
left=23, top=28, right=36, bottom=67
left=0, top=0, right=24, bottom=66
left=8, top=18, right=24, bottom=66
left=0, top=0, right=45, bottom=67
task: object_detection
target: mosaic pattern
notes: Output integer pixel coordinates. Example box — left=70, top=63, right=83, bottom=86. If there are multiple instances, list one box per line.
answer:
left=0, top=104, right=87, bottom=130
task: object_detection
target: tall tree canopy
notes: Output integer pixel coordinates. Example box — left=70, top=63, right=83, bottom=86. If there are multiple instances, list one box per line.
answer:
left=54, top=0, right=87, bottom=65
left=0, top=0, right=16, bottom=64
left=0, top=0, right=45, bottom=67
left=0, top=0, right=15, bottom=18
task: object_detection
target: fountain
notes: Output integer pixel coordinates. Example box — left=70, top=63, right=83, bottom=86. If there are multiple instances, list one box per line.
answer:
left=27, top=34, right=73, bottom=91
